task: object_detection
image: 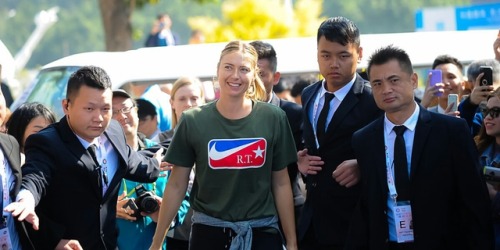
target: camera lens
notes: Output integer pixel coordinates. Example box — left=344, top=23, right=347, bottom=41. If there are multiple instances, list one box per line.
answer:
left=140, top=196, right=159, bottom=214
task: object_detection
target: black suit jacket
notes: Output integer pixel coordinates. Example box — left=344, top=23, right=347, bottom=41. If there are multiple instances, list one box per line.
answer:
left=270, top=93, right=304, bottom=206
left=348, top=106, right=493, bottom=250
left=0, top=134, right=35, bottom=249
left=21, top=117, right=160, bottom=249
left=298, top=75, right=383, bottom=245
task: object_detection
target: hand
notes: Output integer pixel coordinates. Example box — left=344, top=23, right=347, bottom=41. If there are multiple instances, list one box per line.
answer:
left=444, top=102, right=460, bottom=118
left=332, top=159, right=360, bottom=188
left=159, top=161, right=173, bottom=177
left=297, top=149, right=323, bottom=176
left=116, top=192, right=137, bottom=221
left=4, top=195, right=39, bottom=230
left=420, top=73, right=444, bottom=108
left=153, top=147, right=164, bottom=166
left=494, top=30, right=500, bottom=61
left=470, top=72, right=494, bottom=105
left=55, top=239, right=83, bottom=250
left=141, top=196, right=162, bottom=223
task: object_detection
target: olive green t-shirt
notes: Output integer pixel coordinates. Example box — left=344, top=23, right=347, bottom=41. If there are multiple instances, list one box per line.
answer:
left=165, top=101, right=297, bottom=222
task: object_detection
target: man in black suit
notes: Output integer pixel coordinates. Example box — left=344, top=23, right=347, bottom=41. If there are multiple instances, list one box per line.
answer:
left=5, top=66, right=163, bottom=249
left=0, top=130, right=34, bottom=249
left=347, top=45, right=493, bottom=249
left=297, top=17, right=382, bottom=250
left=250, top=40, right=304, bottom=229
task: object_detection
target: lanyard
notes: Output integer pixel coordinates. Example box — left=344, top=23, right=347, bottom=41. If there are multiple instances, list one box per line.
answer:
left=386, top=150, right=398, bottom=203
left=122, top=180, right=156, bottom=197
left=0, top=156, right=8, bottom=217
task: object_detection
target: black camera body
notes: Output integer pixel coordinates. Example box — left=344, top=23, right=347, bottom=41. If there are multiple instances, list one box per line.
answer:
left=135, top=184, right=159, bottom=214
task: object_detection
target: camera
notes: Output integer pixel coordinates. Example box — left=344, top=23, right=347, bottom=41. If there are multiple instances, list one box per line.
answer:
left=135, top=184, right=159, bottom=214
left=484, top=166, right=500, bottom=182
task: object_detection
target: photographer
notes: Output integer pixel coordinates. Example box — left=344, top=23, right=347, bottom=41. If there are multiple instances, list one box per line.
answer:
left=112, top=90, right=189, bottom=250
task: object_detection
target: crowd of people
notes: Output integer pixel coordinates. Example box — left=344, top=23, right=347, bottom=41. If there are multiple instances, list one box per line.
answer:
left=0, top=15, right=499, bottom=250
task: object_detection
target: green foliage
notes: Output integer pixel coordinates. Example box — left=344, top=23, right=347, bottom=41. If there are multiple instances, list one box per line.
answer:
left=0, top=0, right=473, bottom=69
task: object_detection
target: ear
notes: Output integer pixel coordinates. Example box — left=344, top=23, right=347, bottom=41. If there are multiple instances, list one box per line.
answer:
left=62, top=99, right=70, bottom=114
left=357, top=46, right=363, bottom=63
left=411, top=73, right=418, bottom=89
left=273, top=72, right=281, bottom=86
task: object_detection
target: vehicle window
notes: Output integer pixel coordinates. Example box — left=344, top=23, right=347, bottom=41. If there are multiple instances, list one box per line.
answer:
left=24, top=67, right=79, bottom=119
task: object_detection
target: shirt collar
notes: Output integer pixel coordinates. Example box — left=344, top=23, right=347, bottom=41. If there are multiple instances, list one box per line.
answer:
left=384, top=102, right=420, bottom=135
left=75, top=134, right=100, bottom=149
left=319, top=74, right=356, bottom=102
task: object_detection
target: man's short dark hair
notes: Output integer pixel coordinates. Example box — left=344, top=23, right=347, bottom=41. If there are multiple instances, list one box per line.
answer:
left=467, top=59, right=500, bottom=83
left=317, top=16, right=360, bottom=47
left=249, top=41, right=278, bottom=73
left=432, top=55, right=463, bottom=72
left=367, top=45, right=413, bottom=79
left=291, top=78, right=312, bottom=97
left=135, top=98, right=157, bottom=120
left=66, top=66, right=112, bottom=101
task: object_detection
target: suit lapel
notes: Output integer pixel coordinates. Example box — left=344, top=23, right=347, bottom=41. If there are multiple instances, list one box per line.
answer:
left=302, top=82, right=322, bottom=151
left=321, top=76, right=364, bottom=145
left=0, top=134, right=21, bottom=198
left=410, top=106, right=432, bottom=179
left=371, top=118, right=390, bottom=195
left=59, top=116, right=102, bottom=198
left=102, top=122, right=127, bottom=200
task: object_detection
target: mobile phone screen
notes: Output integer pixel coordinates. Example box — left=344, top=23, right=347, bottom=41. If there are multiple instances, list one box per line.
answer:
left=479, top=66, right=493, bottom=86
left=447, top=94, right=458, bottom=112
left=429, top=69, right=443, bottom=97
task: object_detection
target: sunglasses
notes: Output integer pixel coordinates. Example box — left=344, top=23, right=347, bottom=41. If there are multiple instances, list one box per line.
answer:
left=482, top=107, right=500, bottom=119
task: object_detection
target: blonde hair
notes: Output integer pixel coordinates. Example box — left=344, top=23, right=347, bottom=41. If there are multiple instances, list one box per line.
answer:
left=170, top=76, right=205, bottom=128
left=217, top=41, right=267, bottom=101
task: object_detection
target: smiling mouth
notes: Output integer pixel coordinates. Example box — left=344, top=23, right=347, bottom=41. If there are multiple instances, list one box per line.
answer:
left=228, top=82, right=242, bottom=87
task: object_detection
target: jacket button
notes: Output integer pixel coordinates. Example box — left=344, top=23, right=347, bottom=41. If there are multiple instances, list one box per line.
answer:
left=312, top=182, right=317, bottom=187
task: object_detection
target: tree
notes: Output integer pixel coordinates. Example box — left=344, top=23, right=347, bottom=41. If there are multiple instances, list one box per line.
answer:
left=99, top=0, right=216, bottom=51
left=187, top=0, right=324, bottom=42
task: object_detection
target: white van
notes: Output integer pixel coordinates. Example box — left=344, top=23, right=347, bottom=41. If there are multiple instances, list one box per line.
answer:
left=12, top=29, right=497, bottom=118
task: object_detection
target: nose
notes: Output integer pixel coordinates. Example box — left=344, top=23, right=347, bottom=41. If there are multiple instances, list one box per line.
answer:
left=380, top=82, right=392, bottom=94
left=329, top=58, right=339, bottom=69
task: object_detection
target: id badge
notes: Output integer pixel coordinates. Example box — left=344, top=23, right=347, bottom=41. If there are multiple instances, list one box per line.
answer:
left=394, top=201, right=414, bottom=243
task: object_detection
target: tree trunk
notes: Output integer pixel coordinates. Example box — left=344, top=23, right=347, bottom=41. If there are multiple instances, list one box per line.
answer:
left=99, top=0, right=133, bottom=51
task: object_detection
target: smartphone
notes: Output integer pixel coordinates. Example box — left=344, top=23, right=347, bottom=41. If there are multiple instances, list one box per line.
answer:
left=484, top=166, right=500, bottom=182
left=479, top=66, right=493, bottom=86
left=447, top=94, right=458, bottom=112
left=429, top=69, right=443, bottom=97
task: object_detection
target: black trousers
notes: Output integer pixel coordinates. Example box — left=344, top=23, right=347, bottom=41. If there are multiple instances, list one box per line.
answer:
left=189, top=223, right=283, bottom=250
left=388, top=241, right=415, bottom=250
left=299, top=223, right=344, bottom=250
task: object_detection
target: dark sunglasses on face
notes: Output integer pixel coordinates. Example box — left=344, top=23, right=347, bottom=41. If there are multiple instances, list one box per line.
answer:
left=482, top=107, right=500, bottom=118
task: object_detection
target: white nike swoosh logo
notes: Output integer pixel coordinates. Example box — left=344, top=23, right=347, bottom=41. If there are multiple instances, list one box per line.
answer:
left=208, top=141, right=259, bottom=160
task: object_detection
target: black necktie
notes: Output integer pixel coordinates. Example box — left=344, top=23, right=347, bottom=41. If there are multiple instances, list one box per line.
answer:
left=316, top=93, right=335, bottom=143
left=393, top=126, right=410, bottom=201
left=87, top=145, right=106, bottom=190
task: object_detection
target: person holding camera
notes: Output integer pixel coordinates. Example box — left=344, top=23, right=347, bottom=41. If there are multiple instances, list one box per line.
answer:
left=475, top=87, right=500, bottom=250
left=112, top=89, right=189, bottom=250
